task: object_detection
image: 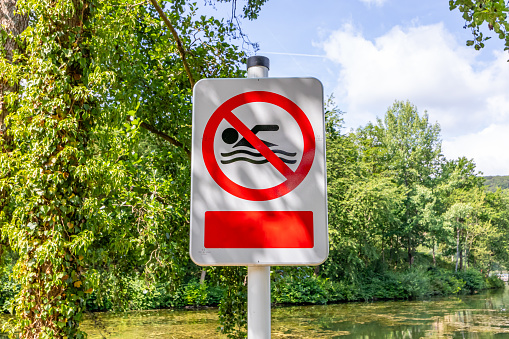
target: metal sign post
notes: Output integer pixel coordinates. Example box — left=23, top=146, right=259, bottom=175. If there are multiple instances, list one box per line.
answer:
left=246, top=56, right=271, bottom=339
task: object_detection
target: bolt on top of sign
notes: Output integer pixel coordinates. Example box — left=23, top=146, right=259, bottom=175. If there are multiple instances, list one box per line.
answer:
left=190, top=77, right=328, bottom=266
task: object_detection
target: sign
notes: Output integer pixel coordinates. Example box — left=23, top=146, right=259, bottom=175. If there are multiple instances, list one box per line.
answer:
left=190, top=78, right=328, bottom=265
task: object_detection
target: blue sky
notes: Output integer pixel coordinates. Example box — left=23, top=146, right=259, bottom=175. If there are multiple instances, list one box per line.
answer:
left=205, top=0, right=508, bottom=176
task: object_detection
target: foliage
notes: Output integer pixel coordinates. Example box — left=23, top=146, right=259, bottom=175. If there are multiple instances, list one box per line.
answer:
left=324, top=99, right=508, bottom=305
left=84, top=274, right=224, bottom=311
left=428, top=267, right=465, bottom=295
left=208, top=267, right=247, bottom=339
left=272, top=267, right=328, bottom=305
left=454, top=268, right=486, bottom=293
left=485, top=274, right=505, bottom=289
left=271, top=266, right=497, bottom=305
left=449, top=0, right=509, bottom=51
left=326, top=100, right=444, bottom=278
left=216, top=0, right=269, bottom=20
left=0, top=0, right=264, bottom=337
left=183, top=280, right=223, bottom=307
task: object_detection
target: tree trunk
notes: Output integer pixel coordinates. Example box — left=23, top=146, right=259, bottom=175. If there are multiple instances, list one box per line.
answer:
left=432, top=239, right=436, bottom=267
left=7, top=1, right=93, bottom=337
left=408, top=236, right=414, bottom=267
left=314, top=265, right=320, bottom=276
left=381, top=233, right=385, bottom=263
left=455, top=226, right=460, bottom=272
left=459, top=228, right=463, bottom=271
left=0, top=0, right=28, bottom=136
left=200, top=269, right=207, bottom=284
left=459, top=244, right=463, bottom=271
left=465, top=231, right=468, bottom=268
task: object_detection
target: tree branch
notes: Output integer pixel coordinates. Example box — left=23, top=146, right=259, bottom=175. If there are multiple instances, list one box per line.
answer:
left=137, top=119, right=191, bottom=158
left=148, top=0, right=196, bottom=88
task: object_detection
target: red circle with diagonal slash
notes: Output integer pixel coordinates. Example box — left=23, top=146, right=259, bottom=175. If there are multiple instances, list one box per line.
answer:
left=202, top=91, right=315, bottom=201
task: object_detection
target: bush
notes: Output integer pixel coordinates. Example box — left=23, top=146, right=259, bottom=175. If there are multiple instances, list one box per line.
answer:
left=0, top=274, right=18, bottom=313
left=84, top=273, right=228, bottom=312
left=455, top=268, right=486, bottom=293
left=485, top=275, right=505, bottom=289
left=428, top=268, right=464, bottom=295
left=272, top=275, right=328, bottom=305
left=398, top=268, right=431, bottom=298
left=183, top=280, right=224, bottom=306
left=85, top=274, right=164, bottom=311
left=184, top=280, right=209, bottom=306
left=321, top=279, right=357, bottom=302
left=354, top=268, right=431, bottom=301
left=356, top=272, right=403, bottom=300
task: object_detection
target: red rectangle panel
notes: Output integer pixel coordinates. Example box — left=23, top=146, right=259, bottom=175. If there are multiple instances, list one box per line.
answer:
left=205, top=211, right=313, bottom=248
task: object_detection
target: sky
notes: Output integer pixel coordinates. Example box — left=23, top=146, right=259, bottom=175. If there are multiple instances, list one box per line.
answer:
left=206, top=0, right=508, bottom=176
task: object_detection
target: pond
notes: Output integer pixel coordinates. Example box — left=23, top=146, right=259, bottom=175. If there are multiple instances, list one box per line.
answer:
left=2, top=287, right=508, bottom=338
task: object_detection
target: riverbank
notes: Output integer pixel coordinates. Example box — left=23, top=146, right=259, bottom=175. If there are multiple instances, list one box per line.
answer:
left=79, top=286, right=509, bottom=338
left=78, top=266, right=505, bottom=312
left=1, top=265, right=504, bottom=316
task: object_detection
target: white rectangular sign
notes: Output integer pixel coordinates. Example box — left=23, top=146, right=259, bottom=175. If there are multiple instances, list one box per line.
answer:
left=190, top=77, right=328, bottom=265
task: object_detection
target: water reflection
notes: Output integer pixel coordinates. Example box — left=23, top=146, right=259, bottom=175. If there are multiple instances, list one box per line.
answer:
left=1, top=287, right=508, bottom=338
left=270, top=288, right=509, bottom=338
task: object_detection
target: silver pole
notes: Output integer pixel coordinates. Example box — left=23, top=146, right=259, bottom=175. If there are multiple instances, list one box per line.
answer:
left=246, top=55, right=271, bottom=339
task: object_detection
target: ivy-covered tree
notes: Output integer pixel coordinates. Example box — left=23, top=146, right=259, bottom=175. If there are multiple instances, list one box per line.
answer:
left=0, top=0, right=266, bottom=337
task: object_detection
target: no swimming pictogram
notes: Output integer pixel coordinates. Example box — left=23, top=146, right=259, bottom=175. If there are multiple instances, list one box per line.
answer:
left=202, top=91, right=316, bottom=201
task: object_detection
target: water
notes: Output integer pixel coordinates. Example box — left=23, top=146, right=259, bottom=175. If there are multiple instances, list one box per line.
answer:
left=2, top=287, right=508, bottom=338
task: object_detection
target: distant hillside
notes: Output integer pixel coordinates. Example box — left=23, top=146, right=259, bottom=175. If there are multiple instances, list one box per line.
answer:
left=484, top=175, right=509, bottom=192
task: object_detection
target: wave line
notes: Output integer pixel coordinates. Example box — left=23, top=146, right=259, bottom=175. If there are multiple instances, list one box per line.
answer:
left=221, top=157, right=297, bottom=165
left=221, top=149, right=297, bottom=157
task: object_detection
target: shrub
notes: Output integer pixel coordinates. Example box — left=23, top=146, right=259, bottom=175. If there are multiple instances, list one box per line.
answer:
left=353, top=268, right=431, bottom=301
left=397, top=268, right=431, bottom=298
left=485, top=275, right=505, bottom=289
left=272, top=275, right=328, bottom=305
left=428, top=268, right=464, bottom=295
left=455, top=268, right=486, bottom=293
left=183, top=280, right=224, bottom=306
left=369, top=272, right=405, bottom=300
left=184, top=280, right=209, bottom=306
left=84, top=275, right=227, bottom=311
left=321, top=279, right=355, bottom=302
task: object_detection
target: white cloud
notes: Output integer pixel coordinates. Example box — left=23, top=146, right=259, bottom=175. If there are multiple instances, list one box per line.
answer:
left=321, top=22, right=509, bottom=175
left=443, top=124, right=509, bottom=176
left=359, top=0, right=388, bottom=7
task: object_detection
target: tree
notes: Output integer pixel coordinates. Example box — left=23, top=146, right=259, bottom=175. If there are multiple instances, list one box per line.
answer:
left=324, top=99, right=405, bottom=280
left=484, top=189, right=509, bottom=271
left=0, top=0, right=266, bottom=337
left=356, top=101, right=443, bottom=266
